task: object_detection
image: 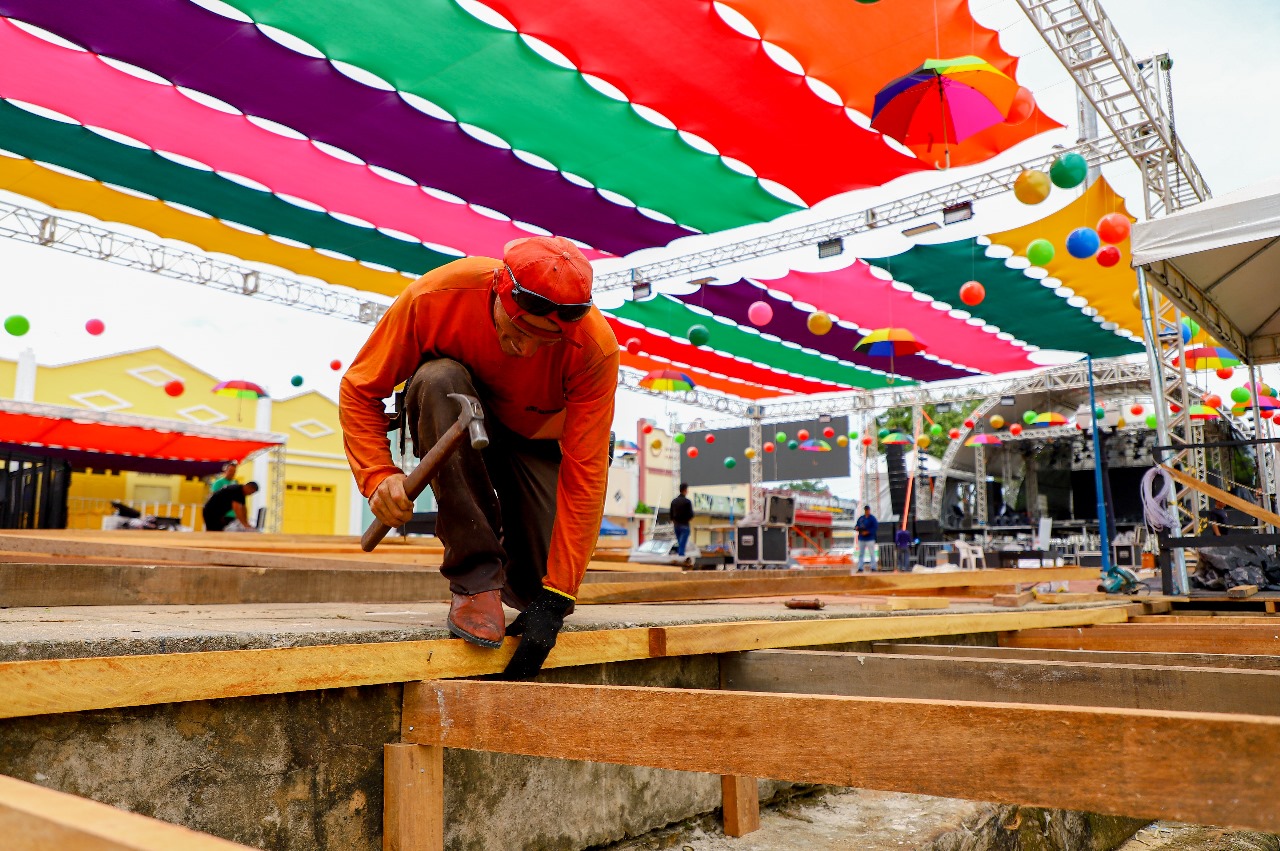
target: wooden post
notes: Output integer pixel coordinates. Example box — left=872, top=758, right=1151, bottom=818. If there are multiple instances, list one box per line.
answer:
left=720, top=775, right=760, bottom=837
left=384, top=743, right=443, bottom=851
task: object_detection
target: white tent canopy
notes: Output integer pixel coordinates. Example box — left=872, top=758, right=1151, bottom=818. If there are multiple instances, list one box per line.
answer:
left=1131, top=177, right=1280, bottom=365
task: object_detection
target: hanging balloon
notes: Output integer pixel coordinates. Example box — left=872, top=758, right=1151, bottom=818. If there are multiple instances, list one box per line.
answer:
left=164, top=380, right=185, bottom=397
left=963, top=418, right=975, bottom=429
left=1066, top=228, right=1100, bottom=259
left=916, top=435, right=931, bottom=449
left=290, top=375, right=304, bottom=387
left=1096, top=213, right=1131, bottom=244
left=787, top=439, right=799, bottom=450
left=959, top=280, right=985, bottom=306
left=836, top=435, right=849, bottom=447
left=989, top=415, right=1005, bottom=429
left=797, top=429, right=810, bottom=441
left=775, top=431, right=788, bottom=442
left=1131, top=289, right=1142, bottom=309
left=806, top=311, right=833, bottom=336
left=948, top=428, right=961, bottom=440
left=723, top=456, right=736, bottom=468
left=1247, top=382, right=1275, bottom=396
left=1023, top=410, right=1038, bottom=424
left=1116, top=417, right=1127, bottom=428
left=84, top=318, right=105, bottom=336
left=1203, top=394, right=1222, bottom=409
left=1145, top=414, right=1158, bottom=429
left=330, top=359, right=342, bottom=371
left=1010, top=423, right=1023, bottom=436
left=1231, top=387, right=1251, bottom=404
left=744, top=447, right=757, bottom=459
left=747, top=301, right=773, bottom=326
left=763, top=442, right=775, bottom=453
left=1049, top=152, right=1088, bottom=189
left=625, top=337, right=643, bottom=355
left=878, top=428, right=890, bottom=438
left=861, top=436, right=873, bottom=447
left=930, top=423, right=943, bottom=436
left=1130, top=404, right=1144, bottom=416
left=1180, top=317, right=1200, bottom=343
left=651, top=438, right=663, bottom=450
left=4, top=315, right=30, bottom=336
left=822, top=426, right=835, bottom=439
left=674, top=433, right=686, bottom=444
left=1004, top=86, right=1035, bottom=125
left=848, top=430, right=859, bottom=440
left=687, top=324, right=710, bottom=346
left=1026, top=239, right=1055, bottom=267
left=1216, top=367, right=1234, bottom=380
left=705, top=433, right=716, bottom=444
left=1170, top=403, right=1182, bottom=414
left=1094, top=407, right=1106, bottom=420
left=1263, top=409, right=1276, bottom=420
left=1096, top=245, right=1121, bottom=268
left=686, top=447, right=699, bottom=458
left=1013, top=169, right=1051, bottom=204
left=642, top=423, right=654, bottom=434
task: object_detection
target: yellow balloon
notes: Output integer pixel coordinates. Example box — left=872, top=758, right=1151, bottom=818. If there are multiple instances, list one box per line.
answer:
left=916, top=435, right=931, bottom=449
left=836, top=435, right=849, bottom=447
left=744, top=447, right=757, bottom=459
left=1116, top=417, right=1127, bottom=429
left=989, top=415, right=1005, bottom=429
left=1014, top=169, right=1051, bottom=205
left=650, top=439, right=663, bottom=451
left=1131, top=289, right=1142, bottom=309
left=806, top=311, right=833, bottom=336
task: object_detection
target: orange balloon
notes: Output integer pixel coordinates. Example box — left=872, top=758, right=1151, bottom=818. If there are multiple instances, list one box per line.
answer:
left=959, top=280, right=985, bottom=306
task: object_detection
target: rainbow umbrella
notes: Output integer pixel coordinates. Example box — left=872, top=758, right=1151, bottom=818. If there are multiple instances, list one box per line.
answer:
left=854, top=328, right=928, bottom=357
left=1189, top=404, right=1222, bottom=420
left=880, top=432, right=912, bottom=445
left=1032, top=412, right=1069, bottom=427
left=1175, top=346, right=1241, bottom=370
left=871, top=56, right=1020, bottom=165
left=965, top=433, right=1003, bottom=446
left=212, top=380, right=268, bottom=399
left=613, top=439, right=640, bottom=454
left=800, top=438, right=832, bottom=452
left=639, top=369, right=696, bottom=392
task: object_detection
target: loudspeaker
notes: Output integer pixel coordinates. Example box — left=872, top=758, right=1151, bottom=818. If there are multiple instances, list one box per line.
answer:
left=764, top=494, right=796, bottom=526
left=736, top=524, right=790, bottom=565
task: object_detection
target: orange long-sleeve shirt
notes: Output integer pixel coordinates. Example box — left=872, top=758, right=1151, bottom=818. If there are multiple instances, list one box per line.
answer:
left=339, top=256, right=619, bottom=598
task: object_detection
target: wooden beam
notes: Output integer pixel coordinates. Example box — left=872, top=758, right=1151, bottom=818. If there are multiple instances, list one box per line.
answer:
left=383, top=745, right=442, bottom=851
left=721, top=649, right=1280, bottom=715
left=720, top=776, right=759, bottom=838
left=1162, top=465, right=1280, bottom=529
left=0, top=773, right=254, bottom=849
left=1001, top=623, right=1280, bottom=655
left=1229, top=585, right=1260, bottom=599
left=575, top=567, right=1100, bottom=604
left=0, top=607, right=1126, bottom=720
left=872, top=643, right=1280, bottom=670
left=1129, top=615, right=1280, bottom=625
left=402, top=680, right=1280, bottom=832
left=992, top=591, right=1034, bottom=607
left=1034, top=592, right=1110, bottom=604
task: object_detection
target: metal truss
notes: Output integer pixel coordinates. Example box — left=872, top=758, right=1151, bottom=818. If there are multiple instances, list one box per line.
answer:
left=0, top=198, right=393, bottom=324
left=593, top=137, right=1127, bottom=294
left=0, top=398, right=287, bottom=445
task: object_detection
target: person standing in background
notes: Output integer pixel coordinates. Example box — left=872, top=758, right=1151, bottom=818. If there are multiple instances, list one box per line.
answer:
left=670, top=483, right=693, bottom=556
left=854, top=505, right=879, bottom=572
left=209, top=461, right=239, bottom=528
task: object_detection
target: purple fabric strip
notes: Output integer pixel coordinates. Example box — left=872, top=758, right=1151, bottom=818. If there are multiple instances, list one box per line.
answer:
left=0, top=0, right=688, bottom=255
left=675, top=281, right=980, bottom=383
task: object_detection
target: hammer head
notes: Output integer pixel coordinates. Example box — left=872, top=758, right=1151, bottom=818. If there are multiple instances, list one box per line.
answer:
left=447, top=393, right=489, bottom=450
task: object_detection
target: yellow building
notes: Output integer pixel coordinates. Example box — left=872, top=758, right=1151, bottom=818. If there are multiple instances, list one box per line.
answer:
left=0, top=346, right=361, bottom=535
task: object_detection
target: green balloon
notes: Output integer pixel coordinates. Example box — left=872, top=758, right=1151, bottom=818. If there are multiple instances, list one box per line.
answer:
left=929, top=423, right=943, bottom=436
left=775, top=431, right=788, bottom=442
left=674, top=433, right=686, bottom=444
left=787, top=439, right=799, bottom=450
left=724, top=457, right=737, bottom=469
left=1027, top=239, right=1055, bottom=267
left=3, top=315, right=30, bottom=336
left=1145, top=414, right=1158, bottom=429
left=1023, top=410, right=1038, bottom=425
left=877, top=427, right=890, bottom=438
left=1231, top=387, right=1251, bottom=404
left=1049, top=152, right=1088, bottom=189
left=687, top=324, right=710, bottom=346
left=290, top=375, right=304, bottom=387
left=847, top=430, right=858, bottom=440
left=1095, top=407, right=1106, bottom=420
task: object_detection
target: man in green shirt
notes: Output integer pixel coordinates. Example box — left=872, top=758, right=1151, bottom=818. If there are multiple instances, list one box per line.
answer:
left=209, top=462, right=239, bottom=527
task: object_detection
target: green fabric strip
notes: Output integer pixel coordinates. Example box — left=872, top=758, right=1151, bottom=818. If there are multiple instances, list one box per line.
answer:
left=863, top=240, right=1142, bottom=359
left=0, top=99, right=452, bottom=275
left=218, top=0, right=799, bottom=233
left=608, top=296, right=906, bottom=390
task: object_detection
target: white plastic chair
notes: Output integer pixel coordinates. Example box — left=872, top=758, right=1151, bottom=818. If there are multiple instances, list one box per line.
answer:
left=954, top=540, right=987, bottom=571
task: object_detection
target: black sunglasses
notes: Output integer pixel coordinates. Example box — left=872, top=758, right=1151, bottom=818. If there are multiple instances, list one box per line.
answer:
left=506, top=265, right=592, bottom=322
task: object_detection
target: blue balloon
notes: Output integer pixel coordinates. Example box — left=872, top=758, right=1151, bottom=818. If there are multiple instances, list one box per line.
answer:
left=1065, top=227, right=1100, bottom=259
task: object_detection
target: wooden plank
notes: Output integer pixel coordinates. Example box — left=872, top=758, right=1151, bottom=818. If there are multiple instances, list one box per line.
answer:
left=402, top=680, right=1280, bottom=832
left=1229, top=585, right=1260, bottom=599
left=575, top=567, right=1100, bottom=604
left=0, top=773, right=254, bottom=849
left=1130, top=615, right=1280, bottom=625
left=1162, top=465, right=1280, bottom=529
left=0, top=608, right=1126, bottom=720
left=720, top=776, right=759, bottom=838
left=383, top=744, right=442, bottom=851
left=992, top=591, right=1034, bottom=607
left=1035, top=592, right=1110, bottom=604
left=1001, top=623, right=1280, bottom=655
left=720, top=649, right=1280, bottom=715
left=871, top=643, right=1280, bottom=670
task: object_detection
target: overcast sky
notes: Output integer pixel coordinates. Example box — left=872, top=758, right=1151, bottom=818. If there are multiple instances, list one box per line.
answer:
left=1, top=0, right=1276, bottom=496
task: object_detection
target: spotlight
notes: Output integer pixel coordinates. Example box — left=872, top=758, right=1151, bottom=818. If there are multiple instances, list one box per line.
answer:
left=631, top=280, right=652, bottom=300
left=817, top=238, right=844, bottom=259
left=942, top=202, right=973, bottom=225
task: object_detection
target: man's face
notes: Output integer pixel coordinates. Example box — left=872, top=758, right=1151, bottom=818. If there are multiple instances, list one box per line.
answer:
left=492, top=295, right=561, bottom=358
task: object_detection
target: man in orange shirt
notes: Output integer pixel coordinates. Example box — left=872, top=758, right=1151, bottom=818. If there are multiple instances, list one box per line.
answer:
left=340, top=236, right=618, bottom=679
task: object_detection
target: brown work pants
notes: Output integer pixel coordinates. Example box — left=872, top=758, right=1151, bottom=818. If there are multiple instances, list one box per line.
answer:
left=406, top=359, right=560, bottom=610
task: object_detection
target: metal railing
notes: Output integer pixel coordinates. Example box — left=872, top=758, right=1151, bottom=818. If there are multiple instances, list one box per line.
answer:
left=66, top=497, right=202, bottom=531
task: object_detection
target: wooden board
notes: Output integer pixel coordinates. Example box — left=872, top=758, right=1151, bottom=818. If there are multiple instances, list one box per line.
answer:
left=1035, top=592, right=1110, bottom=604
left=720, top=649, right=1280, bottom=715
left=0, top=608, right=1126, bottom=720
left=1001, top=623, right=1280, bottom=655
left=1229, top=585, right=1260, bottom=599
left=383, top=745, right=442, bottom=851
left=1162, top=465, right=1280, bottom=529
left=720, top=776, right=759, bottom=838
left=0, top=773, right=254, bottom=849
left=871, top=643, right=1280, bottom=671
left=992, top=591, right=1035, bottom=607
left=401, top=680, right=1280, bottom=832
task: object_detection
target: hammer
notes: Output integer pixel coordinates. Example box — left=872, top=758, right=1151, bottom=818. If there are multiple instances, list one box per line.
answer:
left=361, top=393, right=488, bottom=552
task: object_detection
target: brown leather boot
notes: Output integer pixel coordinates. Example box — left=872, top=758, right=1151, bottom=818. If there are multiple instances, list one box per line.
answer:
left=447, top=590, right=505, bottom=648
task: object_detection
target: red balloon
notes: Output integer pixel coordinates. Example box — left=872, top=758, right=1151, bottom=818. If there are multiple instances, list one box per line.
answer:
left=797, top=429, right=810, bottom=441
left=1009, top=423, right=1023, bottom=436
left=1097, top=213, right=1131, bottom=245
left=705, top=433, right=716, bottom=444
left=1216, top=367, right=1234, bottom=380
left=1170, top=403, right=1182, bottom=414
left=860, top=436, right=873, bottom=446
left=1129, top=405, right=1144, bottom=416
left=163, top=380, right=184, bottom=397
left=822, top=426, right=835, bottom=439
left=1096, top=246, right=1121, bottom=268
left=642, top=423, right=654, bottom=434
left=1203, top=394, right=1222, bottom=409
left=1004, top=86, right=1035, bottom=125
left=763, top=442, right=775, bottom=453
left=1263, top=409, right=1275, bottom=420
left=948, top=428, right=961, bottom=440
left=963, top=418, right=975, bottom=429
left=958, top=280, right=985, bottom=306
left=625, top=337, right=642, bottom=355
left=84, top=318, right=105, bottom=336
left=686, top=447, right=699, bottom=458
left=329, top=359, right=342, bottom=371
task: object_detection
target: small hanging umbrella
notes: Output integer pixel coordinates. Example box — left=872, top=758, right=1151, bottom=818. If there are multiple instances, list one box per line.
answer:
left=1189, top=404, right=1222, bottom=420
left=871, top=56, right=1020, bottom=167
left=879, top=432, right=912, bottom=445
left=1175, top=346, right=1241, bottom=370
left=613, top=439, right=640, bottom=454
left=965, top=433, right=1003, bottom=446
left=1032, top=412, right=1069, bottom=427
left=212, top=380, right=268, bottom=399
left=854, top=328, right=928, bottom=357
left=639, top=369, right=696, bottom=392
left=799, top=438, right=832, bottom=452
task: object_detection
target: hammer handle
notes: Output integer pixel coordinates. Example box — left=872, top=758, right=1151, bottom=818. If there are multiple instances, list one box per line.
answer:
left=360, top=418, right=468, bottom=552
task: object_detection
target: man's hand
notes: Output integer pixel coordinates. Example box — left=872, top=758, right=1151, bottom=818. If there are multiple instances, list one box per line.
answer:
left=370, top=473, right=415, bottom=527
left=501, top=588, right=573, bottom=680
